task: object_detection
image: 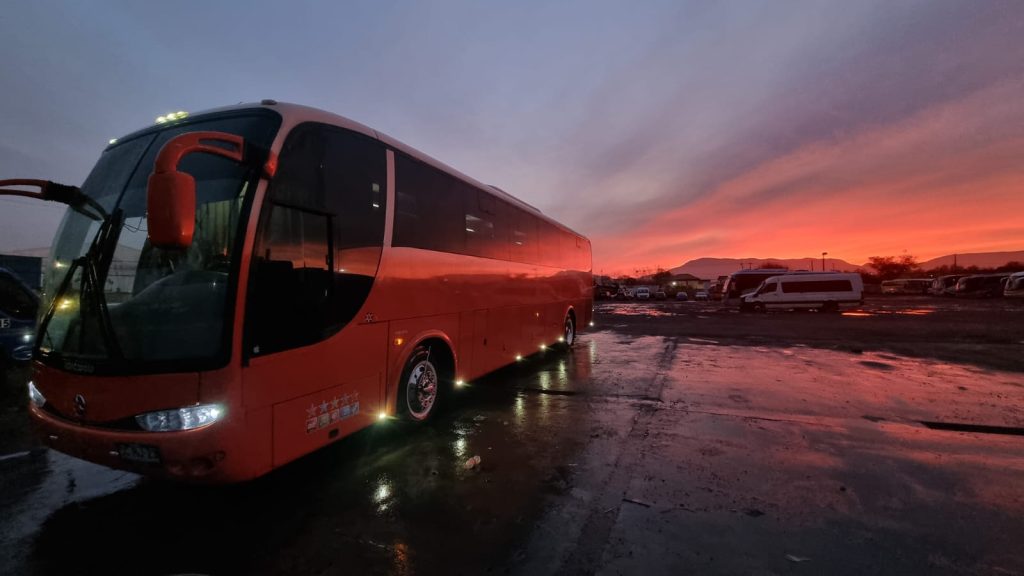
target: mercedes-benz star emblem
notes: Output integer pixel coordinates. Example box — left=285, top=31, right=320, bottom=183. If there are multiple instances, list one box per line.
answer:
left=73, top=394, right=87, bottom=417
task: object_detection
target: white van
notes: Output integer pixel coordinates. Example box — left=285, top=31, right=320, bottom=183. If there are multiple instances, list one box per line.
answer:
left=635, top=286, right=651, bottom=300
left=740, top=273, right=863, bottom=312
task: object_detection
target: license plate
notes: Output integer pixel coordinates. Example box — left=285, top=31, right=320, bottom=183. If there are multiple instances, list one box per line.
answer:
left=116, top=443, right=161, bottom=464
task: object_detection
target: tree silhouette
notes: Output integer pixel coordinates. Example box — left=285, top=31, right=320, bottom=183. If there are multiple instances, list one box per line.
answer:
left=652, top=268, right=673, bottom=285
left=867, top=255, right=919, bottom=280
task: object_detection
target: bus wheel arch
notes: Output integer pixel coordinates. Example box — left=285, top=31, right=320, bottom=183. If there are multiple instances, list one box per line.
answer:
left=396, top=336, right=455, bottom=422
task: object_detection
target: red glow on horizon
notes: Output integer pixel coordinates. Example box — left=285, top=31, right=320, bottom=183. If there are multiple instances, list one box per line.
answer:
left=586, top=81, right=1024, bottom=276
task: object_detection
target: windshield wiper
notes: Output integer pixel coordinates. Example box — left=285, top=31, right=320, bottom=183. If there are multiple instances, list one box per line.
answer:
left=0, top=179, right=108, bottom=221
left=2, top=178, right=124, bottom=360
left=37, top=209, right=125, bottom=361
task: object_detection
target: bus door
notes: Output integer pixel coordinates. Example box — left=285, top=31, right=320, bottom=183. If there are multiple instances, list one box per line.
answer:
left=242, top=122, right=390, bottom=467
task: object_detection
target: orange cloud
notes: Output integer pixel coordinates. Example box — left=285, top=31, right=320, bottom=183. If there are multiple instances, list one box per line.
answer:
left=590, top=80, right=1024, bottom=275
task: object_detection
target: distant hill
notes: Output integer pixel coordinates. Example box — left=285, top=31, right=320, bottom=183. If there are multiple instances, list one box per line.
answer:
left=671, top=257, right=858, bottom=280
left=671, top=250, right=1024, bottom=280
left=917, top=251, right=1024, bottom=270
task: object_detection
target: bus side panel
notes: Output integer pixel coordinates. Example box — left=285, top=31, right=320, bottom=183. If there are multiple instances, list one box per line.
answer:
left=244, top=322, right=388, bottom=409
left=243, top=322, right=388, bottom=467
left=458, top=310, right=475, bottom=381
left=470, top=309, right=489, bottom=380
left=271, top=374, right=378, bottom=467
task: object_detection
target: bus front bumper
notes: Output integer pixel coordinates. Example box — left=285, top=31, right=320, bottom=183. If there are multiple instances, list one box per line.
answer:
left=29, top=404, right=247, bottom=482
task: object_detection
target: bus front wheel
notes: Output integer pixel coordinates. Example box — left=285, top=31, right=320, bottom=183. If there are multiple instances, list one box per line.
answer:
left=399, top=347, right=442, bottom=422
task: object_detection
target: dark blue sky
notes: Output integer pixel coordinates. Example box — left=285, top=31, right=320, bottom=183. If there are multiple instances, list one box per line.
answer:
left=2, top=0, right=1023, bottom=272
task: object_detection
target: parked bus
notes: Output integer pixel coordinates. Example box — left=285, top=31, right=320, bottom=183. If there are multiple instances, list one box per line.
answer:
left=929, top=274, right=963, bottom=296
left=880, top=278, right=931, bottom=295
left=739, top=273, right=863, bottom=312
left=955, top=274, right=1007, bottom=298
left=1, top=102, right=592, bottom=482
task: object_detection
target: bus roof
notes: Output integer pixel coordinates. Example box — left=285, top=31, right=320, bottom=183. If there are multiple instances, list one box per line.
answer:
left=109, top=101, right=585, bottom=240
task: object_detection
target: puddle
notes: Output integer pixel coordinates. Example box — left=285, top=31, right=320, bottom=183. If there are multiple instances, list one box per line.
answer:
left=604, top=305, right=680, bottom=317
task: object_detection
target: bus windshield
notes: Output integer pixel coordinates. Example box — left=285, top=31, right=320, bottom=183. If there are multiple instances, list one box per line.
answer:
left=37, top=112, right=280, bottom=373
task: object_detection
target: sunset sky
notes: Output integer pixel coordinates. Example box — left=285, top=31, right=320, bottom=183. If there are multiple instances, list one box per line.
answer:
left=2, top=0, right=1023, bottom=275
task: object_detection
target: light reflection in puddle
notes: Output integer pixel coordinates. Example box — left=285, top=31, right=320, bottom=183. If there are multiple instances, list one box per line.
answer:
left=604, top=305, right=680, bottom=317
left=843, top=308, right=936, bottom=317
left=372, top=474, right=394, bottom=514
left=514, top=395, right=525, bottom=421
left=452, top=437, right=467, bottom=458
left=538, top=371, right=551, bottom=390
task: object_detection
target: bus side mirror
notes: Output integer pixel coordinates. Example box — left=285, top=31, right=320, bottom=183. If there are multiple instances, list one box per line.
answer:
left=147, top=131, right=245, bottom=250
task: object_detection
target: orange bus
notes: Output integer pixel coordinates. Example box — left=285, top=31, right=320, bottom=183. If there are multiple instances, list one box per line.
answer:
left=1, top=102, right=592, bottom=482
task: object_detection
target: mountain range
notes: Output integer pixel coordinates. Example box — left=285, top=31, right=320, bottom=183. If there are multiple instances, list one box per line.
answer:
left=671, top=250, right=1024, bottom=280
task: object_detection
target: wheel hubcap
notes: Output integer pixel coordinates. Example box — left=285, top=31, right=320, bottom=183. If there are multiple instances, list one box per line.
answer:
left=407, top=360, right=438, bottom=419
left=565, top=319, right=575, bottom=346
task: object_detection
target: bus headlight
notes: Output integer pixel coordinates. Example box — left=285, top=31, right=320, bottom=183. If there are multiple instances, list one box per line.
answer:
left=28, top=381, right=46, bottom=408
left=136, top=404, right=224, bottom=432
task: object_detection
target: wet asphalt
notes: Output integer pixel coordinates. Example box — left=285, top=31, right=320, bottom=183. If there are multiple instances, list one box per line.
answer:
left=2, top=296, right=1023, bottom=575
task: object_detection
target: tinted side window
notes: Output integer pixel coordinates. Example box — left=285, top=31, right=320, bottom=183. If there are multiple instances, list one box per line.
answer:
left=394, top=155, right=465, bottom=254
left=249, top=205, right=332, bottom=355
left=511, top=210, right=538, bottom=264
left=247, top=123, right=386, bottom=356
left=465, top=191, right=511, bottom=260
left=535, top=221, right=561, bottom=268
left=782, top=280, right=853, bottom=293
left=323, top=129, right=387, bottom=327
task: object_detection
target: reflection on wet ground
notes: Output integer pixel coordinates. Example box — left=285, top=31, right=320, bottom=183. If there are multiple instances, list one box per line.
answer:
left=2, top=313, right=1024, bottom=574
left=602, top=304, right=682, bottom=317
left=843, top=308, right=936, bottom=316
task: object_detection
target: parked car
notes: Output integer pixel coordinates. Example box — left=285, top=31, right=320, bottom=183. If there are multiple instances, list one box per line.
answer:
left=740, top=273, right=863, bottom=312
left=654, top=290, right=667, bottom=300
left=635, top=287, right=651, bottom=300
left=694, top=291, right=709, bottom=301
left=0, top=267, right=38, bottom=366
left=676, top=291, right=689, bottom=301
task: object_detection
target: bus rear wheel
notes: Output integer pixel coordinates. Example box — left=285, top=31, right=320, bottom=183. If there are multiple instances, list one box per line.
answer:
left=563, top=315, right=576, bottom=347
left=400, top=347, right=442, bottom=422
